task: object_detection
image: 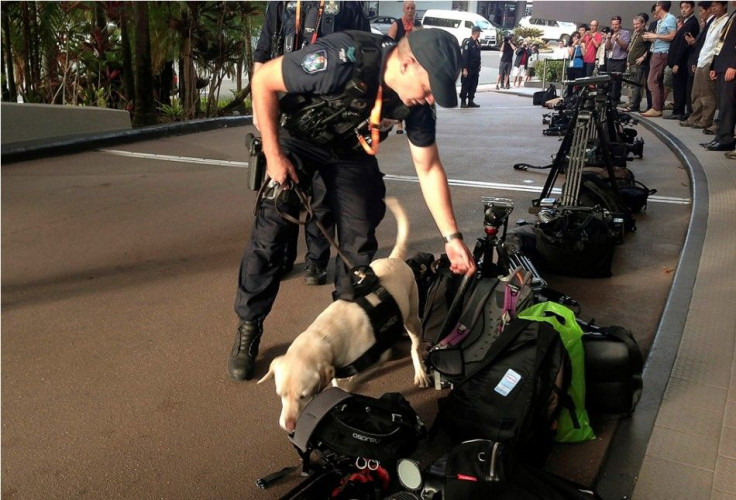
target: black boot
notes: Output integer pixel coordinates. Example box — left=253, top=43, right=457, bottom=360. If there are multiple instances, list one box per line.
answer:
left=468, top=100, right=480, bottom=108
left=460, top=98, right=467, bottom=108
left=228, top=320, right=263, bottom=381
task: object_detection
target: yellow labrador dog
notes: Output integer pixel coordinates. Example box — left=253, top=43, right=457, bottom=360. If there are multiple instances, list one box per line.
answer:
left=259, top=197, right=430, bottom=432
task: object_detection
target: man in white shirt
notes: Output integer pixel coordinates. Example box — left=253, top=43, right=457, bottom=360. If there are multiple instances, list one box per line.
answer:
left=682, top=1, right=730, bottom=128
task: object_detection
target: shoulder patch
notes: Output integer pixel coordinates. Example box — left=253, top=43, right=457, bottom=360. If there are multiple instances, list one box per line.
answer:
left=302, top=50, right=328, bottom=74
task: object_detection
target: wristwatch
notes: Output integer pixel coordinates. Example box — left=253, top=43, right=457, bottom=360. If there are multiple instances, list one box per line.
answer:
left=442, top=232, right=463, bottom=244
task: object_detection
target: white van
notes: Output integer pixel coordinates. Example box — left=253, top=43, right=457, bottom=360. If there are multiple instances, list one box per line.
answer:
left=421, top=9, right=498, bottom=49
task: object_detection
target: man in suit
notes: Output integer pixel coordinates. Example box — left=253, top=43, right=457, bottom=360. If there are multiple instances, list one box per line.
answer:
left=666, top=2, right=701, bottom=119
left=704, top=3, right=735, bottom=153
left=681, top=1, right=729, bottom=129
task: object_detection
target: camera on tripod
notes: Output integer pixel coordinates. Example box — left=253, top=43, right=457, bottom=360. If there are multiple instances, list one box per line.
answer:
left=481, top=197, right=514, bottom=237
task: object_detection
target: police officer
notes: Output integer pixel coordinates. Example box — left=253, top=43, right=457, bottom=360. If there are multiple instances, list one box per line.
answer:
left=228, top=29, right=477, bottom=381
left=460, top=26, right=483, bottom=108
left=252, top=1, right=370, bottom=285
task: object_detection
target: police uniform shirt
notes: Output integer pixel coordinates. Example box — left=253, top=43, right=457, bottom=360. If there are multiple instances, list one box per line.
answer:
left=281, top=32, right=437, bottom=148
left=461, top=37, right=482, bottom=72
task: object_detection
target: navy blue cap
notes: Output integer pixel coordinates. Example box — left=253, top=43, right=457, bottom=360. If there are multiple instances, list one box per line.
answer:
left=407, top=29, right=461, bottom=108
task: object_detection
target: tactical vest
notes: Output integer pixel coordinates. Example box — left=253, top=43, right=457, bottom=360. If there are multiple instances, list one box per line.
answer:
left=279, top=31, right=410, bottom=153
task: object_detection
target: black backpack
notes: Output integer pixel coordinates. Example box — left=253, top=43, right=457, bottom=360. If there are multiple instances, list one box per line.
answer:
left=533, top=84, right=557, bottom=106
left=424, top=271, right=535, bottom=382
left=432, top=318, right=572, bottom=471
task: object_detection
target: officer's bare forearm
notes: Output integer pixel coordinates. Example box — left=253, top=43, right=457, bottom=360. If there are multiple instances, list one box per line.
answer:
left=251, top=59, right=287, bottom=162
left=409, top=143, right=459, bottom=236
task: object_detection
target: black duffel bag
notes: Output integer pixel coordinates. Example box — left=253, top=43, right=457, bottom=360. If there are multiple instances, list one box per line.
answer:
left=582, top=325, right=644, bottom=416
left=534, top=209, right=619, bottom=278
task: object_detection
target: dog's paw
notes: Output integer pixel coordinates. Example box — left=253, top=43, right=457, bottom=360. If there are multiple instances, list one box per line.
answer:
left=414, top=372, right=431, bottom=389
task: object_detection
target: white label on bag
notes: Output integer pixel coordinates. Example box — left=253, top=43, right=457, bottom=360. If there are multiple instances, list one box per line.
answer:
left=495, top=369, right=522, bottom=396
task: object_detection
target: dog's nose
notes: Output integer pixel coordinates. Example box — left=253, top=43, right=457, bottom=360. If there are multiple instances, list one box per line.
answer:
left=285, top=418, right=296, bottom=432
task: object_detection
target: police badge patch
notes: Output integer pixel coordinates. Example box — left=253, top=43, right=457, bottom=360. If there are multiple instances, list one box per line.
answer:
left=302, top=50, right=328, bottom=74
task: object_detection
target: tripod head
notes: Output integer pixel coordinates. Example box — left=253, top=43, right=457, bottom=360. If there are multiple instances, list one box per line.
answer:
left=482, top=197, right=514, bottom=240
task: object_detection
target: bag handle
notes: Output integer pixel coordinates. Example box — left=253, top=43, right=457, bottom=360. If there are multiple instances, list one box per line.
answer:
left=289, top=387, right=352, bottom=452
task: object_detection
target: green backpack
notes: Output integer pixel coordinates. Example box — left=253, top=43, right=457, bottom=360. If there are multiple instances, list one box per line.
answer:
left=519, top=302, right=595, bottom=443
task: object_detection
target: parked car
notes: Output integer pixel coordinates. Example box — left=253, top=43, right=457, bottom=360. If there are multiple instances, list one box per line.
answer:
left=518, top=16, right=577, bottom=45
left=421, top=9, right=498, bottom=49
left=370, top=16, right=396, bottom=35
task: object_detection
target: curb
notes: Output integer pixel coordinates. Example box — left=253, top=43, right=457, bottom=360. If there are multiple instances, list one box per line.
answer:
left=593, top=118, right=706, bottom=499
left=2, top=115, right=252, bottom=165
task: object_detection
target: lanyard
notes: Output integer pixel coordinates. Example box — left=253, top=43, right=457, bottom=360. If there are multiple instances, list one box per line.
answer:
left=310, top=0, right=325, bottom=44
left=357, top=86, right=384, bottom=156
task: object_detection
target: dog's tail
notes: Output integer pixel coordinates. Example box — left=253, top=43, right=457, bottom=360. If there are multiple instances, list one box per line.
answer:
left=385, top=197, right=409, bottom=261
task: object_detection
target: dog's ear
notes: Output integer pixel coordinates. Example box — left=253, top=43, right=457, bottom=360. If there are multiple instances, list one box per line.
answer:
left=257, top=357, right=281, bottom=384
left=318, top=362, right=335, bottom=389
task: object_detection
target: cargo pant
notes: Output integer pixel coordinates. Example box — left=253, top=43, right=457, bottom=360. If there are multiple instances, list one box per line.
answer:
left=686, top=66, right=718, bottom=128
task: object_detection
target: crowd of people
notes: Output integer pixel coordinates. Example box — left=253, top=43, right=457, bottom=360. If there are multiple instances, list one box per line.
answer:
left=554, top=1, right=734, bottom=156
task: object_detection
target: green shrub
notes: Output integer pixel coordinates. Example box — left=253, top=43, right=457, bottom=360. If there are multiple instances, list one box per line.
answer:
left=541, top=59, right=565, bottom=83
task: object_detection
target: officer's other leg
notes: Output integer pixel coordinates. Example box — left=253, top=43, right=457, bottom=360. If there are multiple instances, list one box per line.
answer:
left=303, top=171, right=332, bottom=286
left=467, top=72, right=480, bottom=107
left=230, top=184, right=297, bottom=381
left=322, top=156, right=386, bottom=300
left=459, top=74, right=469, bottom=108
left=281, top=221, right=298, bottom=277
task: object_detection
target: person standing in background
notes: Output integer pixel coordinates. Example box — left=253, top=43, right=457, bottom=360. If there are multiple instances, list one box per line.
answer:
left=497, top=35, right=516, bottom=89
left=681, top=1, right=729, bottom=129
left=566, top=27, right=587, bottom=95
left=705, top=2, right=735, bottom=155
left=582, top=19, right=603, bottom=76
left=623, top=15, right=650, bottom=112
left=605, top=16, right=632, bottom=104
left=249, top=1, right=370, bottom=287
left=642, top=1, right=678, bottom=117
left=666, top=2, right=700, bottom=120
left=459, top=26, right=483, bottom=107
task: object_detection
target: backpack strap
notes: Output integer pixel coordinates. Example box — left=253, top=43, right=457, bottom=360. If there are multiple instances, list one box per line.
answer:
left=289, top=387, right=352, bottom=453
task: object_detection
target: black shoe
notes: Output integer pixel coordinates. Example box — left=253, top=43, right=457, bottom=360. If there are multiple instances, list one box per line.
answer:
left=702, top=128, right=715, bottom=135
left=228, top=320, right=263, bottom=381
left=664, top=113, right=684, bottom=120
left=279, top=260, right=294, bottom=278
left=304, top=264, right=327, bottom=286
left=705, top=141, right=735, bottom=151
left=467, top=101, right=480, bottom=108
left=460, top=99, right=467, bottom=108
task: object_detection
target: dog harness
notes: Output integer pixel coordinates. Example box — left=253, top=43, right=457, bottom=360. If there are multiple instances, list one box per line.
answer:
left=334, top=285, right=405, bottom=378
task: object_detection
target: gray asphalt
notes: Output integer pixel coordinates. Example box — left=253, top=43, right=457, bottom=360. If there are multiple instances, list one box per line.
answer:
left=1, top=89, right=690, bottom=498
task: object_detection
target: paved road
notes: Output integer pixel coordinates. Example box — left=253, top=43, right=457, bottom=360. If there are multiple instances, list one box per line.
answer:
left=1, top=90, right=690, bottom=498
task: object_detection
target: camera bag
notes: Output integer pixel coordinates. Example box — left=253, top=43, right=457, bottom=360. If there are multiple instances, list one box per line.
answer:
left=581, top=166, right=656, bottom=214
left=440, top=452, right=601, bottom=500
left=290, top=387, right=426, bottom=464
left=533, top=84, right=557, bottom=106
left=534, top=209, right=618, bottom=278
left=582, top=325, right=644, bottom=416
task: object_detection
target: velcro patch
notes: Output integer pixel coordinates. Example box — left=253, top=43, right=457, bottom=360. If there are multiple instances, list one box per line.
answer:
left=302, top=50, right=328, bottom=74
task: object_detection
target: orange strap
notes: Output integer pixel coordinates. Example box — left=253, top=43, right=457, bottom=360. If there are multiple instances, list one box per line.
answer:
left=294, top=1, right=301, bottom=48
left=357, top=86, right=383, bottom=155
